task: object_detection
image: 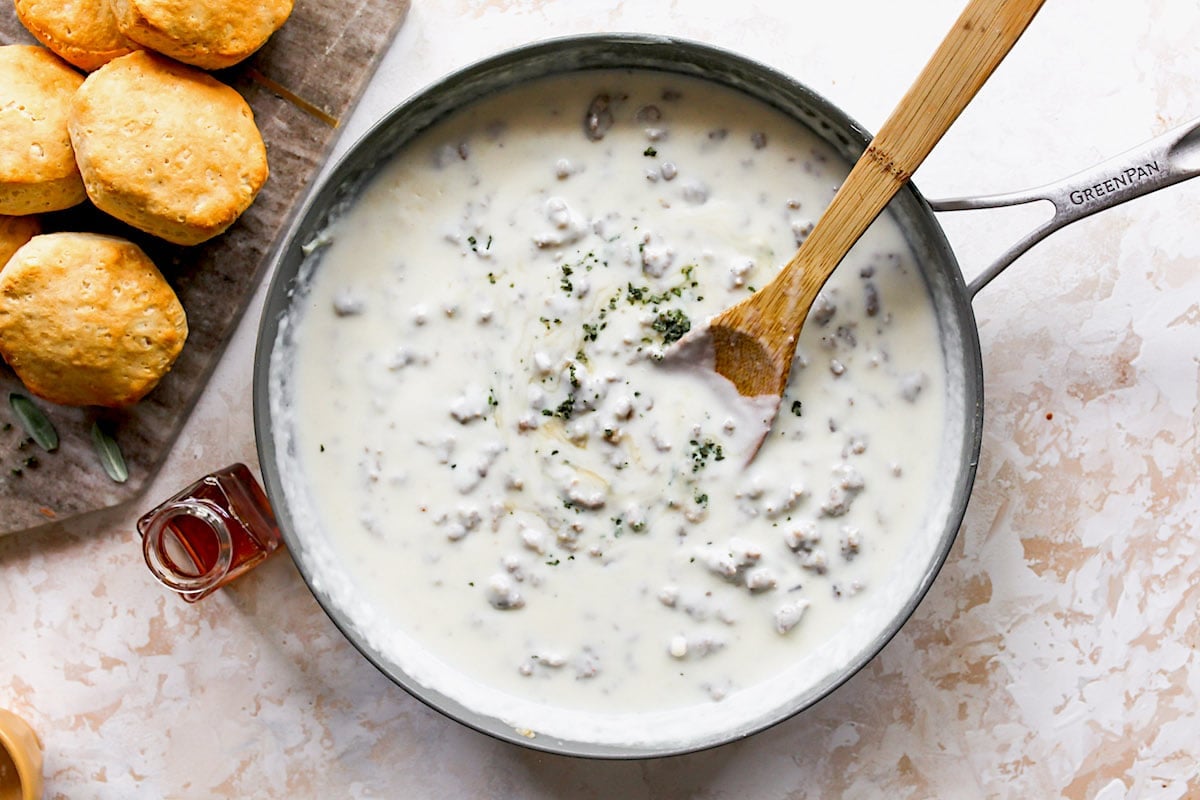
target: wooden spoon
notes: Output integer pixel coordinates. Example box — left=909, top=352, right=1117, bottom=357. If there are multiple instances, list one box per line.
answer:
left=678, top=0, right=1045, bottom=457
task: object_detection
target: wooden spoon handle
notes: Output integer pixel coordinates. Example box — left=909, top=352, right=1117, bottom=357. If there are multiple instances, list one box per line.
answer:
left=779, top=0, right=1046, bottom=307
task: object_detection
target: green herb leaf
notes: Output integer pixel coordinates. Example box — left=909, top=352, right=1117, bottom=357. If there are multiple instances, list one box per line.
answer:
left=90, top=421, right=128, bottom=483
left=9, top=393, right=58, bottom=452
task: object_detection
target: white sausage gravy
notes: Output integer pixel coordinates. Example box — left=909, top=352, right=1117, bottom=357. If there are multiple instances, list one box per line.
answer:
left=272, top=69, right=952, bottom=748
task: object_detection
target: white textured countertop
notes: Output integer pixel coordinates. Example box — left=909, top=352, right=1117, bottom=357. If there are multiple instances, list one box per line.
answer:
left=3, top=1, right=1199, bottom=797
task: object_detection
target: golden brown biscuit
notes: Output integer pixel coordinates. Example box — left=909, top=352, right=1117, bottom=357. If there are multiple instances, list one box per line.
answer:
left=0, top=46, right=87, bottom=216
left=14, top=0, right=141, bottom=72
left=0, top=232, right=187, bottom=407
left=69, top=51, right=269, bottom=246
left=109, top=0, right=293, bottom=70
left=0, top=215, right=41, bottom=272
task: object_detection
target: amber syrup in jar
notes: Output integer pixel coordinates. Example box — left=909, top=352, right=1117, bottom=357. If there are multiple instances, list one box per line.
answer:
left=137, top=463, right=282, bottom=603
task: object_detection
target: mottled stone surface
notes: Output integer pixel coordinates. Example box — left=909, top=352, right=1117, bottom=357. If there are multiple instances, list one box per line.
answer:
left=2, top=0, right=1199, bottom=797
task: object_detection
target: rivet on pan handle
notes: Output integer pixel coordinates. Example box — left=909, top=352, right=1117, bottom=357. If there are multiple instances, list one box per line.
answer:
left=930, top=116, right=1200, bottom=297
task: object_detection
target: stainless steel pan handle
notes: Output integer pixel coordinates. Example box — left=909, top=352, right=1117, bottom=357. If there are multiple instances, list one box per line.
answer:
left=929, top=116, right=1200, bottom=298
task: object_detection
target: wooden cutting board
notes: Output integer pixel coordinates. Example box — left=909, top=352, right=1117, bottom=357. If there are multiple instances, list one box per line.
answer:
left=0, top=0, right=410, bottom=534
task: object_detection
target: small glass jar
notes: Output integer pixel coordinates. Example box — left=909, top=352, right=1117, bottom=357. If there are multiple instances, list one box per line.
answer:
left=137, top=463, right=282, bottom=603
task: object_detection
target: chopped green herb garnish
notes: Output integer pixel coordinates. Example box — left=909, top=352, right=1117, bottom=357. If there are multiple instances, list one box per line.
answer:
left=553, top=395, right=575, bottom=419
left=652, top=308, right=691, bottom=345
left=542, top=395, right=576, bottom=420
left=689, top=438, right=725, bottom=472
left=644, top=146, right=658, bottom=157
left=790, top=400, right=803, bottom=417
left=628, top=284, right=683, bottom=306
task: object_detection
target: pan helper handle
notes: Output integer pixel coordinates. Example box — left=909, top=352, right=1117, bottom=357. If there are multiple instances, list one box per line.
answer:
left=931, top=116, right=1200, bottom=297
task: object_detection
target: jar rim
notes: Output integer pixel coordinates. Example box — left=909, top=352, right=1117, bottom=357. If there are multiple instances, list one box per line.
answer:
left=140, top=498, right=235, bottom=594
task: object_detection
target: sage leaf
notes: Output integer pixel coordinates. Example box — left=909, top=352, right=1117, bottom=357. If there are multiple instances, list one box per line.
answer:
left=91, top=421, right=128, bottom=483
left=9, top=393, right=58, bottom=452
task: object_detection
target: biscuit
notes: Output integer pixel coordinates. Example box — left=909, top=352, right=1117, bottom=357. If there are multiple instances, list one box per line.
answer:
left=69, top=51, right=269, bottom=246
left=109, top=0, right=293, bottom=70
left=0, top=232, right=188, bottom=407
left=0, top=215, right=41, bottom=272
left=14, top=0, right=141, bottom=72
left=0, top=46, right=87, bottom=216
